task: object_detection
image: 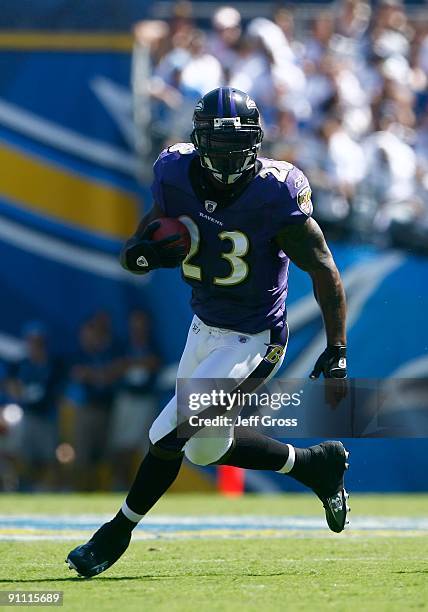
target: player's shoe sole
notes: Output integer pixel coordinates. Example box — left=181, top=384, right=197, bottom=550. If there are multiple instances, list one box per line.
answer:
left=65, top=522, right=131, bottom=578
left=322, top=480, right=350, bottom=534
left=315, top=442, right=350, bottom=533
left=66, top=553, right=110, bottom=579
left=289, top=440, right=350, bottom=533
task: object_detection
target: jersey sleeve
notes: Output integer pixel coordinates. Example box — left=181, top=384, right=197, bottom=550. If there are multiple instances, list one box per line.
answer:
left=150, top=143, right=196, bottom=215
left=276, top=165, right=313, bottom=229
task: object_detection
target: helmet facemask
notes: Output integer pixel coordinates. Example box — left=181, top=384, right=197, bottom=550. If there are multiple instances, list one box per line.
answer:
left=191, top=117, right=263, bottom=185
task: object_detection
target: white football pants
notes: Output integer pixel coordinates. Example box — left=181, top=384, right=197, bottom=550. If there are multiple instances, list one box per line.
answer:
left=149, top=315, right=287, bottom=466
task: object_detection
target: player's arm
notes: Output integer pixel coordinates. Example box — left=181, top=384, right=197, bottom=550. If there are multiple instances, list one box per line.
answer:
left=120, top=202, right=185, bottom=274
left=276, top=218, right=347, bottom=379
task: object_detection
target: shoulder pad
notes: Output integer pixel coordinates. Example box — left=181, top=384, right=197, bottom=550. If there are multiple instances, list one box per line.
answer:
left=260, top=160, right=313, bottom=228
left=167, top=142, right=195, bottom=155
left=153, top=143, right=196, bottom=171
left=259, top=159, right=294, bottom=184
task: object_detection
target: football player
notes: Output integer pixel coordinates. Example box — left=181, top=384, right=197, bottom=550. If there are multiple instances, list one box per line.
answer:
left=67, top=88, right=349, bottom=577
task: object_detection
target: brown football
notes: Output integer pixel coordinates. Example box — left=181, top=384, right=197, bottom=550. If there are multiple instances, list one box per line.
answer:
left=151, top=217, right=191, bottom=256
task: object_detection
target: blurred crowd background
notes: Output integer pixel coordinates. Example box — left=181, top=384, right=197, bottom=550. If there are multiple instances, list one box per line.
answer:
left=135, top=0, right=428, bottom=249
left=0, top=311, right=163, bottom=491
left=0, top=0, right=427, bottom=493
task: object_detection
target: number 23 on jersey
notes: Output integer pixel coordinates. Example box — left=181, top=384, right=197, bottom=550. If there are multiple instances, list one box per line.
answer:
left=179, top=216, right=249, bottom=287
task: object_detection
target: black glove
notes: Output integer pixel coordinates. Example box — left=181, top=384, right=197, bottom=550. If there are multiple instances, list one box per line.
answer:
left=310, top=345, right=347, bottom=379
left=310, top=345, right=347, bottom=408
left=120, top=221, right=186, bottom=273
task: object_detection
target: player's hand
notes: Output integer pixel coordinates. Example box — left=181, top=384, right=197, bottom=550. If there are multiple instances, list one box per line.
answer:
left=310, top=345, right=348, bottom=408
left=310, top=345, right=347, bottom=379
left=121, top=221, right=186, bottom=272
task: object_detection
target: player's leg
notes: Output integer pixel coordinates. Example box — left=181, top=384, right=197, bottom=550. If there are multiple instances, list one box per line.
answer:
left=119, top=318, right=210, bottom=522
left=66, top=317, right=207, bottom=577
left=183, top=385, right=350, bottom=532
left=215, top=427, right=350, bottom=533
left=185, top=423, right=350, bottom=533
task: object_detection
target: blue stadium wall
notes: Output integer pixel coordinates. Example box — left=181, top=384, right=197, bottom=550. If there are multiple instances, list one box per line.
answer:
left=0, top=1, right=427, bottom=491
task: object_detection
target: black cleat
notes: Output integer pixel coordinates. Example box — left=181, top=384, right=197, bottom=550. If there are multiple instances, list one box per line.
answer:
left=295, top=441, right=350, bottom=533
left=66, top=522, right=131, bottom=578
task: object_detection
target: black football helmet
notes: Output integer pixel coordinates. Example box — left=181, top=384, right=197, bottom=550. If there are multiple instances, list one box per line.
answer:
left=191, top=87, right=264, bottom=185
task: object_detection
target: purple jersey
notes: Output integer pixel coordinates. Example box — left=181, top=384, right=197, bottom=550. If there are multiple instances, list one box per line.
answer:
left=151, top=143, right=312, bottom=334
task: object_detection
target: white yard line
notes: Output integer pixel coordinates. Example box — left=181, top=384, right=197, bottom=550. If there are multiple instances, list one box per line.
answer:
left=1, top=514, right=428, bottom=541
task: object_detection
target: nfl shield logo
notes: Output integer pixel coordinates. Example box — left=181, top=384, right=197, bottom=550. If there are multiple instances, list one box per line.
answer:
left=205, top=200, right=218, bottom=213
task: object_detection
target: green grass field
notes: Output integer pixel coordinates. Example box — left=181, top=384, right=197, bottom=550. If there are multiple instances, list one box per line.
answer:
left=1, top=493, right=428, bottom=611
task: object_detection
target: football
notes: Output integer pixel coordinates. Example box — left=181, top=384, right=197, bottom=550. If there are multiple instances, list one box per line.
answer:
left=152, top=217, right=191, bottom=256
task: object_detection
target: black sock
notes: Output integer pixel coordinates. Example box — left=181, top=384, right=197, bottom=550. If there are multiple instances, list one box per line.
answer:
left=216, top=426, right=291, bottom=471
left=215, top=426, right=313, bottom=474
left=110, top=445, right=183, bottom=532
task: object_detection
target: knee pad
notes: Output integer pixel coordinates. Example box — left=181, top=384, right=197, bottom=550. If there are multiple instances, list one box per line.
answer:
left=184, top=436, right=233, bottom=466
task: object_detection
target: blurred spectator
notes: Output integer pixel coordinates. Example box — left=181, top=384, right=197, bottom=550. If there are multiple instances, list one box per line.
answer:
left=370, top=0, right=412, bottom=61
left=304, top=12, right=335, bottom=66
left=6, top=323, right=64, bottom=490
left=169, top=0, right=194, bottom=38
left=179, top=29, right=223, bottom=96
left=336, top=0, right=371, bottom=40
left=363, top=115, right=423, bottom=239
left=296, top=116, right=366, bottom=225
left=208, top=6, right=242, bottom=75
left=67, top=314, right=123, bottom=490
left=364, top=115, right=417, bottom=205
left=109, top=310, right=161, bottom=489
left=229, top=34, right=276, bottom=124
left=0, top=362, right=22, bottom=491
